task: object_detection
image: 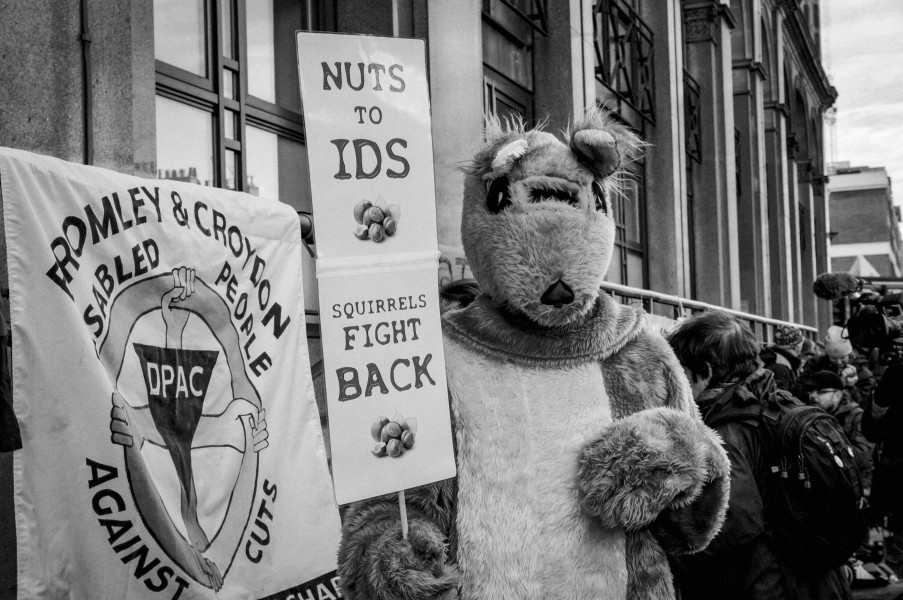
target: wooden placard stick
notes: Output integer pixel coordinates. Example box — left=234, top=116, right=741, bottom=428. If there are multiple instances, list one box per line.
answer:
left=398, top=490, right=409, bottom=540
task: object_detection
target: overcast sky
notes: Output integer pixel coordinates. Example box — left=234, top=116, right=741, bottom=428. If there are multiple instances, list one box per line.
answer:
left=821, top=0, right=903, bottom=199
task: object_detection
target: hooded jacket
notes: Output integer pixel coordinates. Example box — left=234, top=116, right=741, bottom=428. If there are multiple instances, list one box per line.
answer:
left=675, top=370, right=851, bottom=600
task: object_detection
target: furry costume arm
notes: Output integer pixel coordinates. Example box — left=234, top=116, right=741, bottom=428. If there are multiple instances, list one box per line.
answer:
left=577, top=330, right=730, bottom=553
left=337, top=479, right=460, bottom=600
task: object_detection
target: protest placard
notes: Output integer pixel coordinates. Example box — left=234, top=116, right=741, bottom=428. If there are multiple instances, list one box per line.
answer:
left=1, top=147, right=342, bottom=599
left=296, top=32, right=455, bottom=505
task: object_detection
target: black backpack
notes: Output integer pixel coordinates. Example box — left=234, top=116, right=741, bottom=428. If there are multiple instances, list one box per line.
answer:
left=760, top=391, right=867, bottom=571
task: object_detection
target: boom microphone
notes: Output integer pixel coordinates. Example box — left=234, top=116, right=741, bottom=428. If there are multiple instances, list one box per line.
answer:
left=813, top=272, right=861, bottom=300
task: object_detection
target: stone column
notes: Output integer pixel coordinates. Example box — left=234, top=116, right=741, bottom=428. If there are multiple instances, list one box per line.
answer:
left=812, top=174, right=832, bottom=331
left=534, top=0, right=590, bottom=131
left=731, top=0, right=770, bottom=316
left=683, top=0, right=740, bottom=309
left=764, top=104, right=793, bottom=322
left=797, top=163, right=817, bottom=326
left=787, top=153, right=802, bottom=322
left=640, top=0, right=692, bottom=298
left=427, top=0, right=483, bottom=251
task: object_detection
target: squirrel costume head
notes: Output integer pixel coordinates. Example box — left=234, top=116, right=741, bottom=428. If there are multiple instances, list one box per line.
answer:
left=461, top=107, right=643, bottom=328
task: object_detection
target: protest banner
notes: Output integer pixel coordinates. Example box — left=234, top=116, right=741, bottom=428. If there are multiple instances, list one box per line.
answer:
left=0, top=147, right=342, bottom=599
left=296, top=32, right=455, bottom=506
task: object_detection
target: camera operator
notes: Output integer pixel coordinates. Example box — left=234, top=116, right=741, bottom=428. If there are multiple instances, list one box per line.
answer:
left=862, top=362, right=903, bottom=575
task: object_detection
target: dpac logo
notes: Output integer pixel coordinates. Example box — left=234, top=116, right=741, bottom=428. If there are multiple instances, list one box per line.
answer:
left=98, top=268, right=268, bottom=590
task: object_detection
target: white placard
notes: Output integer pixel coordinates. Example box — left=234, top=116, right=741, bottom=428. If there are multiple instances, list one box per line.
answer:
left=297, top=32, right=455, bottom=505
left=1, top=147, right=342, bottom=600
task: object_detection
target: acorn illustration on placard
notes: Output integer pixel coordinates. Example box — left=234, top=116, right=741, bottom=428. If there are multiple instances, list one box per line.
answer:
left=352, top=196, right=401, bottom=242
left=370, top=411, right=417, bottom=458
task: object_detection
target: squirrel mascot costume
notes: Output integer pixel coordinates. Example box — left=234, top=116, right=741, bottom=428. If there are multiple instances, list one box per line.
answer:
left=336, top=108, right=730, bottom=600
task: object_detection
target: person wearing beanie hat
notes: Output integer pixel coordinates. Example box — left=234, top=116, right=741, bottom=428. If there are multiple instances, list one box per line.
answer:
left=775, top=325, right=804, bottom=349
left=805, top=370, right=844, bottom=399
left=760, top=325, right=804, bottom=393
left=804, top=370, right=873, bottom=492
left=824, top=326, right=854, bottom=363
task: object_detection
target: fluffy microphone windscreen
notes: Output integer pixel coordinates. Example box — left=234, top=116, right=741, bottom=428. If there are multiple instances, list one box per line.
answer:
left=813, top=272, right=859, bottom=300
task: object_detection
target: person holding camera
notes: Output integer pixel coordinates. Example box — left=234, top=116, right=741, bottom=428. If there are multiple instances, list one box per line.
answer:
left=863, top=362, right=903, bottom=575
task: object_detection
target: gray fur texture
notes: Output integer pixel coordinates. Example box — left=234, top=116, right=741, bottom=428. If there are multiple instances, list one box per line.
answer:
left=337, top=108, right=728, bottom=600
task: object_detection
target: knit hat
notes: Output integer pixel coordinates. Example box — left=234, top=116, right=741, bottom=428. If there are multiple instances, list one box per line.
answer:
left=803, top=370, right=844, bottom=392
left=824, top=325, right=853, bottom=358
left=774, top=325, right=803, bottom=348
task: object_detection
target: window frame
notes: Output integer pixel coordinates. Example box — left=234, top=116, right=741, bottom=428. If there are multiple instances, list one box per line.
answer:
left=154, top=0, right=321, bottom=193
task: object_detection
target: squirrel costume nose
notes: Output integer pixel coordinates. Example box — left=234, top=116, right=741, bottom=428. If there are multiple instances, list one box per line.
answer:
left=540, top=279, right=575, bottom=307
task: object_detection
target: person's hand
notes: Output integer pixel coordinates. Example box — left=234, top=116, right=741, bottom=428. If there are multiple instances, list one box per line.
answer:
left=338, top=516, right=459, bottom=600
left=241, top=409, right=269, bottom=453
left=577, top=407, right=729, bottom=530
left=162, top=267, right=196, bottom=347
left=841, top=364, right=859, bottom=388
left=110, top=392, right=139, bottom=448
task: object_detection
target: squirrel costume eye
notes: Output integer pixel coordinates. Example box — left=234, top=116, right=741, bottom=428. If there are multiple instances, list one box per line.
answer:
left=487, top=176, right=512, bottom=214
left=592, top=180, right=608, bottom=214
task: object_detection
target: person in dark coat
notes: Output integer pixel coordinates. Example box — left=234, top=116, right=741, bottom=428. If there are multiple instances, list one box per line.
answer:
left=667, top=311, right=852, bottom=600
left=804, top=370, right=873, bottom=491
left=862, top=363, right=903, bottom=575
left=760, top=324, right=803, bottom=392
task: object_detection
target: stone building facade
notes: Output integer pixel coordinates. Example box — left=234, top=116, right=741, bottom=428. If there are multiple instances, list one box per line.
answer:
left=0, top=0, right=835, bottom=593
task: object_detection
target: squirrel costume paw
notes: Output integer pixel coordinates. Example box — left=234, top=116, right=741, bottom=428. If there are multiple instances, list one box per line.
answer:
left=577, top=407, right=729, bottom=532
left=338, top=515, right=459, bottom=600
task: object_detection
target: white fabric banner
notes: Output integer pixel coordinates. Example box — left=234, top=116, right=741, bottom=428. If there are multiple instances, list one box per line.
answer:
left=0, top=148, right=342, bottom=600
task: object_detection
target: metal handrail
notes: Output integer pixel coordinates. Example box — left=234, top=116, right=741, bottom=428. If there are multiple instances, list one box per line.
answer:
left=600, top=281, right=818, bottom=340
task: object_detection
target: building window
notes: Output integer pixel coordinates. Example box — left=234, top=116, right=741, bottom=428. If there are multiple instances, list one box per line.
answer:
left=606, top=158, right=647, bottom=287
left=482, top=0, right=541, bottom=124
left=153, top=0, right=333, bottom=213
left=593, top=0, right=656, bottom=126
left=593, top=0, right=652, bottom=289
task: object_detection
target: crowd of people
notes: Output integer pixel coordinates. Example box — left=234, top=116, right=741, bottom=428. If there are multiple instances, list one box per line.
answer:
left=666, top=310, right=903, bottom=600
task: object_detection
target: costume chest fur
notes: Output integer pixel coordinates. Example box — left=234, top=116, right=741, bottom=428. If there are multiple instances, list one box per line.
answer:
left=441, top=292, right=692, bottom=599
left=335, top=110, right=730, bottom=600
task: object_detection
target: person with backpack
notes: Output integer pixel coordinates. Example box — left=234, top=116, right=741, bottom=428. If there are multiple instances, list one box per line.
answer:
left=804, top=370, right=874, bottom=492
left=667, top=310, right=855, bottom=600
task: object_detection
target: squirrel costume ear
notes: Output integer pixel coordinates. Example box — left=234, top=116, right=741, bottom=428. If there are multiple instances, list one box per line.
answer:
left=570, top=130, right=620, bottom=178
left=568, top=107, right=644, bottom=178
left=488, top=138, right=529, bottom=177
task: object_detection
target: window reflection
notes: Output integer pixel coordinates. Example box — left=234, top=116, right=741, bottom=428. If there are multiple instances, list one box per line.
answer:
left=222, top=0, right=235, bottom=59
left=247, top=0, right=276, bottom=103
left=246, top=127, right=311, bottom=212
left=225, top=150, right=238, bottom=190
left=246, top=127, right=278, bottom=200
left=154, top=0, right=206, bottom=76
left=155, top=96, right=214, bottom=186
